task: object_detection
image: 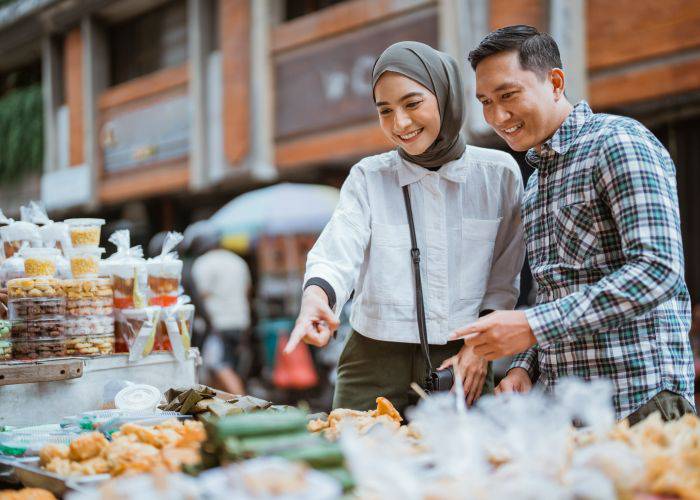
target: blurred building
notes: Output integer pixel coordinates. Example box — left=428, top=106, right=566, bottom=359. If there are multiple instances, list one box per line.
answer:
left=0, top=0, right=698, bottom=300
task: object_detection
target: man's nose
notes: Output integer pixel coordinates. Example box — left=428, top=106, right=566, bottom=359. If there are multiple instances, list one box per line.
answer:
left=494, top=105, right=511, bottom=126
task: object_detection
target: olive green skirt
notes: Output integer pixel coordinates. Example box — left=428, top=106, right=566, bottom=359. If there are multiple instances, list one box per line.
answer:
left=333, top=330, right=494, bottom=415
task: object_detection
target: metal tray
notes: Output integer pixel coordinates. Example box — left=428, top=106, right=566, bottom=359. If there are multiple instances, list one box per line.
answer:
left=0, top=456, right=109, bottom=496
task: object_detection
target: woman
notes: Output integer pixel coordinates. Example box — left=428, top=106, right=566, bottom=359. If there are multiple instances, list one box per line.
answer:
left=285, top=41, right=525, bottom=414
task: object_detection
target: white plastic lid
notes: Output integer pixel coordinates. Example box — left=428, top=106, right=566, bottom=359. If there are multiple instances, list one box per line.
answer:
left=64, top=218, right=106, bottom=227
left=67, top=246, right=106, bottom=258
left=114, top=384, right=162, bottom=412
left=21, top=248, right=61, bottom=258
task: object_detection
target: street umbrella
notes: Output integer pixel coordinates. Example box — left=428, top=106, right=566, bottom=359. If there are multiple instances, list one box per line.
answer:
left=210, top=183, right=340, bottom=251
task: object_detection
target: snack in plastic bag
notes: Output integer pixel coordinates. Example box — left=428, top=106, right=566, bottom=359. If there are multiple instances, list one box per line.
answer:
left=104, top=230, right=147, bottom=309
left=0, top=219, right=40, bottom=259
left=28, top=201, right=71, bottom=252
left=116, top=307, right=161, bottom=361
left=157, top=297, right=193, bottom=360
left=146, top=232, right=183, bottom=307
left=0, top=241, right=28, bottom=285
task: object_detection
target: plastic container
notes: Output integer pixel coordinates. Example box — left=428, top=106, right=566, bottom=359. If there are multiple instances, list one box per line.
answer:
left=65, top=218, right=105, bottom=247
left=63, top=277, right=114, bottom=316
left=22, top=248, right=60, bottom=277
left=12, top=338, right=67, bottom=359
left=0, top=320, right=11, bottom=340
left=65, top=315, right=114, bottom=336
left=67, top=246, right=105, bottom=277
left=11, top=317, right=65, bottom=339
left=0, top=339, right=11, bottom=360
left=114, top=384, right=162, bottom=412
left=7, top=277, right=64, bottom=300
left=8, top=297, right=66, bottom=320
left=66, top=333, right=115, bottom=356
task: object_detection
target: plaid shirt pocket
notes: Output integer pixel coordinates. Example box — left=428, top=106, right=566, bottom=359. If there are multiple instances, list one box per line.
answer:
left=553, top=201, right=600, bottom=265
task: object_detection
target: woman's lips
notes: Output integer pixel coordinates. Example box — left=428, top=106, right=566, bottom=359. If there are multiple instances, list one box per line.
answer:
left=397, top=128, right=424, bottom=143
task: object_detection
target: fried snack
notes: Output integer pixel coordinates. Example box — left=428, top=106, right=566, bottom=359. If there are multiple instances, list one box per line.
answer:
left=308, top=397, right=403, bottom=440
left=0, top=488, right=57, bottom=500
left=39, top=419, right=206, bottom=477
left=105, top=440, right=161, bottom=476
left=69, top=432, right=109, bottom=461
left=39, top=443, right=69, bottom=465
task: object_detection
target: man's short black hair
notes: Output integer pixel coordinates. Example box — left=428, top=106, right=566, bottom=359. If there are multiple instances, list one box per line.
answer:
left=468, top=25, right=562, bottom=78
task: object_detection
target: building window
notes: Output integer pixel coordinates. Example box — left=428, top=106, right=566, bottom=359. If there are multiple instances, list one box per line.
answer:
left=284, top=0, right=350, bottom=21
left=108, top=0, right=188, bottom=86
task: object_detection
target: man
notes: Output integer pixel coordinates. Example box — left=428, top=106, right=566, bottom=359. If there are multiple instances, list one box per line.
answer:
left=452, top=25, right=696, bottom=423
left=190, top=232, right=251, bottom=395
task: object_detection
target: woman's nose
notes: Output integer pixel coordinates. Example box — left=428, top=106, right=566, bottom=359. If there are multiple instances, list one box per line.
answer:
left=394, top=109, right=412, bottom=131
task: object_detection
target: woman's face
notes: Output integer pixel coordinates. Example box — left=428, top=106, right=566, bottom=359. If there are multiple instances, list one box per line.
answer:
left=374, top=72, right=441, bottom=156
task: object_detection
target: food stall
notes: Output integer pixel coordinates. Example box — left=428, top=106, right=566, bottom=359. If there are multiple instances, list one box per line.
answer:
left=0, top=204, right=198, bottom=429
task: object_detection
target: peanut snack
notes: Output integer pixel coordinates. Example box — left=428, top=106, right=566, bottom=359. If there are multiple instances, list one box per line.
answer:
left=11, top=318, right=65, bottom=339
left=24, top=258, right=56, bottom=277
left=70, top=256, right=99, bottom=277
left=69, top=227, right=100, bottom=247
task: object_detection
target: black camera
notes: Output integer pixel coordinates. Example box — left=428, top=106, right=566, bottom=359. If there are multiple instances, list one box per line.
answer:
left=424, top=366, right=454, bottom=393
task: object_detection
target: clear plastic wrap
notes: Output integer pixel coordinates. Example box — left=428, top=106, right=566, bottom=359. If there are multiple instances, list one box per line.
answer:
left=146, top=232, right=183, bottom=307
left=103, top=230, right=147, bottom=309
left=159, top=297, right=193, bottom=361
left=0, top=220, right=40, bottom=259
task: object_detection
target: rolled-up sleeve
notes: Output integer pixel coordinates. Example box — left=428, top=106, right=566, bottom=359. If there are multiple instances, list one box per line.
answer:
left=508, top=346, right=539, bottom=382
left=480, top=159, right=526, bottom=312
left=304, top=164, right=371, bottom=315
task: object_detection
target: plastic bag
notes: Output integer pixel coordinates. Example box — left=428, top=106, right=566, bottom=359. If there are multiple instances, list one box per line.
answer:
left=160, top=296, right=193, bottom=362
left=105, top=230, right=147, bottom=309
left=129, top=307, right=161, bottom=363
left=0, top=241, right=28, bottom=285
left=146, top=232, right=183, bottom=306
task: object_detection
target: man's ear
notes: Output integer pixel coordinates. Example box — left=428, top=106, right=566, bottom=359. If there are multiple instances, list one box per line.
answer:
left=550, top=68, right=565, bottom=100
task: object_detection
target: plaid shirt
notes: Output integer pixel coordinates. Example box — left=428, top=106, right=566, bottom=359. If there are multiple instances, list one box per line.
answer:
left=510, top=101, right=696, bottom=419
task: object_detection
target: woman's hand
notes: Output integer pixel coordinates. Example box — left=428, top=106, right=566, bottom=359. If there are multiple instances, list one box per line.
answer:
left=284, top=286, right=340, bottom=354
left=494, top=367, right=532, bottom=395
left=439, top=343, right=488, bottom=406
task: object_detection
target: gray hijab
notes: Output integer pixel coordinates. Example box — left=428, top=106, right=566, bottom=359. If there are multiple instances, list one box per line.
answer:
left=372, top=41, right=466, bottom=168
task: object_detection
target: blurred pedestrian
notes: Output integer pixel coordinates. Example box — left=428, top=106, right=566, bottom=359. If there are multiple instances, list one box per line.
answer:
left=286, top=42, right=525, bottom=414
left=190, top=232, right=251, bottom=395
left=455, top=25, right=696, bottom=424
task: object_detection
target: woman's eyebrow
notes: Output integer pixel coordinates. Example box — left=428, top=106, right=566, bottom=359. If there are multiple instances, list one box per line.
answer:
left=375, top=91, right=424, bottom=107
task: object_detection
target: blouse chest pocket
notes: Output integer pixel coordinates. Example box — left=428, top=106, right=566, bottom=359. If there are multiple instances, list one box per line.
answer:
left=459, top=218, right=501, bottom=300
left=553, top=201, right=600, bottom=265
left=368, top=222, right=414, bottom=305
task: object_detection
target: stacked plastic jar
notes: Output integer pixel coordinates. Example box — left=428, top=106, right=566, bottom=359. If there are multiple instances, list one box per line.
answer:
left=8, top=248, right=67, bottom=360
left=63, top=218, right=115, bottom=357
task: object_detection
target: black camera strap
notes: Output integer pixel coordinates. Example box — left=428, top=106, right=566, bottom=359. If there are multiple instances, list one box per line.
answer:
left=401, top=185, right=433, bottom=375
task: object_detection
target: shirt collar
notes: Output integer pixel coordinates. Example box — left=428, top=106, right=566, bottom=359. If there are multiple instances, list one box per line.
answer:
left=397, top=149, right=468, bottom=186
left=525, top=100, right=592, bottom=167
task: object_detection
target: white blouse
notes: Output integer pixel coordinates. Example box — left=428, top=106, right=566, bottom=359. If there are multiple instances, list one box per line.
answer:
left=304, top=146, right=525, bottom=344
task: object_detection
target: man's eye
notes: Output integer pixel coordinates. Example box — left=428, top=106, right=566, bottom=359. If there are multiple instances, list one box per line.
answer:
left=502, top=92, right=516, bottom=100
left=480, top=99, right=491, bottom=105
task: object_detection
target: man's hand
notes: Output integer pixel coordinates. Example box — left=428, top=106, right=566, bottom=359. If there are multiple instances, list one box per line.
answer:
left=284, top=286, right=340, bottom=354
left=449, top=310, right=536, bottom=360
left=438, top=343, right=488, bottom=406
left=495, top=367, right=532, bottom=394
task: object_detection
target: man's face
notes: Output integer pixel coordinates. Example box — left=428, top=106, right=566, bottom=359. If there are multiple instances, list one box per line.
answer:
left=475, top=51, right=559, bottom=151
